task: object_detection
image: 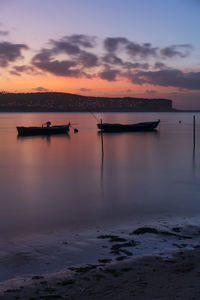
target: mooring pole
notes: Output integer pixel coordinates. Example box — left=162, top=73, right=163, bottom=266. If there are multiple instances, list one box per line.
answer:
left=193, top=115, right=196, bottom=150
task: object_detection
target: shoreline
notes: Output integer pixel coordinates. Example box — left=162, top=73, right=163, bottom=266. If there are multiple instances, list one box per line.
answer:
left=1, top=219, right=200, bottom=299
left=1, top=248, right=200, bottom=299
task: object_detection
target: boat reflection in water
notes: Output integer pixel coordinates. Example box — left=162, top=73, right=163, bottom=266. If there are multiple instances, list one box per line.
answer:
left=98, top=128, right=160, bottom=189
left=17, top=133, right=71, bottom=145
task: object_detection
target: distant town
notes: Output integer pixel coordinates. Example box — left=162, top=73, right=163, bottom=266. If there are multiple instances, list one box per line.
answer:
left=0, top=92, right=174, bottom=112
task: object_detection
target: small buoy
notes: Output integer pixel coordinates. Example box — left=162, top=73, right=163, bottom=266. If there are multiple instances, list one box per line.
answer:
left=74, top=128, right=78, bottom=133
left=179, top=120, right=181, bottom=124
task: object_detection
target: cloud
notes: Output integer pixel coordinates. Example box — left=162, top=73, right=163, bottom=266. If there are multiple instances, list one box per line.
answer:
left=0, top=30, right=9, bottom=36
left=154, top=62, right=166, bottom=69
left=13, top=65, right=36, bottom=74
left=10, top=70, right=21, bottom=76
left=51, top=39, right=81, bottom=55
left=79, top=88, right=91, bottom=92
left=104, top=37, right=158, bottom=58
left=102, top=54, right=123, bottom=65
left=29, top=34, right=198, bottom=92
left=130, top=69, right=200, bottom=90
left=33, top=56, right=82, bottom=77
left=64, top=34, right=97, bottom=48
left=99, top=68, right=120, bottom=81
left=160, top=44, right=192, bottom=58
left=145, top=89, right=157, bottom=94
left=126, top=42, right=158, bottom=58
left=102, top=54, right=149, bottom=70
left=34, top=86, right=49, bottom=92
left=77, top=51, right=98, bottom=67
left=32, top=35, right=99, bottom=77
left=104, top=37, right=129, bottom=53
left=0, top=41, right=28, bottom=67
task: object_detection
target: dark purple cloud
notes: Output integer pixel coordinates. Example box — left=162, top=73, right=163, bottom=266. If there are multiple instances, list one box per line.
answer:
left=51, top=39, right=80, bottom=55
left=34, top=86, right=49, bottom=92
left=32, top=35, right=99, bottom=77
left=99, top=68, right=120, bottom=81
left=102, top=54, right=149, bottom=70
left=126, top=42, right=158, bottom=58
left=79, top=88, right=91, bottom=92
left=104, top=37, right=128, bottom=52
left=50, top=34, right=96, bottom=55
left=154, top=62, right=166, bottom=69
left=77, top=51, right=98, bottom=67
left=13, top=65, right=36, bottom=73
left=29, top=34, right=199, bottom=91
left=0, top=41, right=28, bottom=67
left=104, top=37, right=158, bottom=58
left=65, top=34, right=96, bottom=48
left=102, top=54, right=124, bottom=65
left=130, top=69, right=200, bottom=90
left=33, top=56, right=82, bottom=77
left=0, top=30, right=9, bottom=36
left=160, top=44, right=192, bottom=58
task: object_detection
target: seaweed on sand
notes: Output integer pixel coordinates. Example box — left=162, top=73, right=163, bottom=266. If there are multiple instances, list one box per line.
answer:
left=98, top=258, right=112, bottom=264
left=97, top=235, right=127, bottom=243
left=111, top=240, right=137, bottom=251
left=131, top=227, right=191, bottom=239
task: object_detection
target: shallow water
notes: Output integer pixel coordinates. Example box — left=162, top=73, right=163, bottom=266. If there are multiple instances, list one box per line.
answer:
left=1, top=112, right=200, bottom=282
left=0, top=112, right=200, bottom=238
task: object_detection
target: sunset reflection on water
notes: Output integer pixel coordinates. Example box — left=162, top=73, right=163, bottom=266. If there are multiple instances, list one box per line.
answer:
left=0, top=112, right=200, bottom=238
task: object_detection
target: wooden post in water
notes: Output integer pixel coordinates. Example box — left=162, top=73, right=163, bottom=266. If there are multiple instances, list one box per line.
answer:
left=193, top=115, right=196, bottom=150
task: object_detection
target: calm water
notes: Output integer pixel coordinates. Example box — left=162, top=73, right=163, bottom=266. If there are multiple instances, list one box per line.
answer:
left=0, top=112, right=200, bottom=238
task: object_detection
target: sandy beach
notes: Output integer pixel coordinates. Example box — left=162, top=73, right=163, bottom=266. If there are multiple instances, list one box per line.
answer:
left=1, top=248, right=200, bottom=299
left=1, top=222, right=200, bottom=299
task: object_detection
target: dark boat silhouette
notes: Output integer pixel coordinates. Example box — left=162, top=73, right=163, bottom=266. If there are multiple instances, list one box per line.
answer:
left=97, top=120, right=160, bottom=132
left=17, top=121, right=71, bottom=136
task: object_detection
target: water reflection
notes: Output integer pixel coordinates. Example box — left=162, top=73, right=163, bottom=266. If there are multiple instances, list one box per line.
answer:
left=17, top=133, right=71, bottom=145
left=0, top=112, right=200, bottom=238
left=98, top=130, right=160, bottom=192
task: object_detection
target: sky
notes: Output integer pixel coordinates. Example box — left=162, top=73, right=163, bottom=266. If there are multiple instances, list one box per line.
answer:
left=0, top=0, right=200, bottom=109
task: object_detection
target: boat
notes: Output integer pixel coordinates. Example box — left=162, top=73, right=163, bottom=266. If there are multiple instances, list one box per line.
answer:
left=17, top=121, right=71, bottom=136
left=97, top=120, right=160, bottom=132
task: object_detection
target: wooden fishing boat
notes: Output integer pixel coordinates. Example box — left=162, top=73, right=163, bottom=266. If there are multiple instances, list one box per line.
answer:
left=97, top=120, right=160, bottom=132
left=17, top=121, right=71, bottom=136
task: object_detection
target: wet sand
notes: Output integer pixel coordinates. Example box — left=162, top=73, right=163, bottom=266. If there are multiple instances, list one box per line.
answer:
left=1, top=248, right=200, bottom=299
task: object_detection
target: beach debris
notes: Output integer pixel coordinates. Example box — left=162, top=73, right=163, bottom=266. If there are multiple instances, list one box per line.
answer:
left=104, top=268, right=121, bottom=277
left=57, top=279, right=75, bottom=286
left=93, top=273, right=105, bottom=280
left=40, top=281, right=48, bottom=285
left=120, top=267, right=132, bottom=272
left=130, top=227, right=192, bottom=239
left=116, top=256, right=128, bottom=261
left=172, top=227, right=181, bottom=233
left=97, top=234, right=126, bottom=242
left=32, top=275, right=44, bottom=280
left=120, top=249, right=133, bottom=256
left=44, top=287, right=57, bottom=293
left=4, top=288, right=21, bottom=293
left=72, top=264, right=97, bottom=274
left=98, top=258, right=112, bottom=264
left=39, top=295, right=63, bottom=299
left=111, top=240, right=137, bottom=251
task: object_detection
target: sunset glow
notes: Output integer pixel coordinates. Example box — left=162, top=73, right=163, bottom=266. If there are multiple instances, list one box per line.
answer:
left=0, top=0, right=200, bottom=109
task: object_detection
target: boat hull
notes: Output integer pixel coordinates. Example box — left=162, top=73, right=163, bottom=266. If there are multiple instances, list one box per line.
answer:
left=97, top=120, right=160, bottom=132
left=17, top=125, right=70, bottom=136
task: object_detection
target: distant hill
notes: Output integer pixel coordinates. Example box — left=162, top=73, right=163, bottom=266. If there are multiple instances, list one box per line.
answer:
left=0, top=92, right=174, bottom=112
